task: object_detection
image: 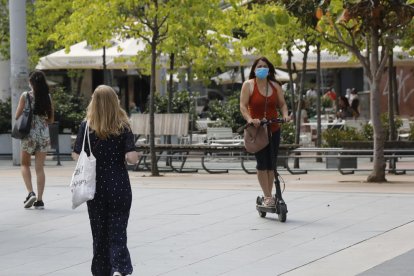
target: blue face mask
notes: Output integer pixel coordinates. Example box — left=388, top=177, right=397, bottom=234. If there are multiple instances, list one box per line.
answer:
left=255, top=68, right=269, bottom=79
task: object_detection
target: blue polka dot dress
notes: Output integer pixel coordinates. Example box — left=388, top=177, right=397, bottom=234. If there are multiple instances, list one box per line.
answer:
left=74, top=121, right=135, bottom=276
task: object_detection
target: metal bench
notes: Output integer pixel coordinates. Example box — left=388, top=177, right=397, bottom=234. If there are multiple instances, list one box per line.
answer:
left=285, top=147, right=414, bottom=175
left=134, top=144, right=299, bottom=174
left=206, top=127, right=242, bottom=145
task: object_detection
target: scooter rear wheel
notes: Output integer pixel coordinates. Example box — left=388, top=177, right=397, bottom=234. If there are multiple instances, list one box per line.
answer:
left=258, top=211, right=266, bottom=218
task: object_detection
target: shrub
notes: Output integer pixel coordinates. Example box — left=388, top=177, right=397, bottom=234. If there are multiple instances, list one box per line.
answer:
left=322, top=127, right=364, bottom=147
left=280, top=122, right=295, bottom=144
left=0, top=97, right=12, bottom=133
left=52, top=87, right=86, bottom=134
left=360, top=112, right=403, bottom=140
left=207, top=95, right=245, bottom=132
left=152, top=90, right=197, bottom=114
left=409, top=122, right=414, bottom=141
left=321, top=96, right=333, bottom=109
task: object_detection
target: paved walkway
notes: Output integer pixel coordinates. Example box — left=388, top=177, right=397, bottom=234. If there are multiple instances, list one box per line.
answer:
left=1, top=158, right=414, bottom=275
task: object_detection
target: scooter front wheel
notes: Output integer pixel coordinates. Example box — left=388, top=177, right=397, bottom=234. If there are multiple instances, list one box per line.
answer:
left=277, top=203, right=287, bottom=222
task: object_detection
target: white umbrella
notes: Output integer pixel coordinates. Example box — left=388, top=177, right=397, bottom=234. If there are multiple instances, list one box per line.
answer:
left=37, top=32, right=258, bottom=70
left=211, top=67, right=296, bottom=85
left=36, top=38, right=147, bottom=70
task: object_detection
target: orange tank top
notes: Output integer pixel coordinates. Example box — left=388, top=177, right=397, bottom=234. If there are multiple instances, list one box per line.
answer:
left=248, top=79, right=280, bottom=132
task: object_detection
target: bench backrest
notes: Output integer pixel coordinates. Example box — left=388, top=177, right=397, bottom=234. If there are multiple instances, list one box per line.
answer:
left=206, top=127, right=234, bottom=140
left=130, top=113, right=189, bottom=136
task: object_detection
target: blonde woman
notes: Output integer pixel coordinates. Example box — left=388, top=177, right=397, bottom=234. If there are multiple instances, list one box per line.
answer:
left=72, top=85, right=138, bottom=276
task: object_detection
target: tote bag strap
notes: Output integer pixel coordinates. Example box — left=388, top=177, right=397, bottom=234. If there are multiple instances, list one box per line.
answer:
left=81, top=122, right=93, bottom=155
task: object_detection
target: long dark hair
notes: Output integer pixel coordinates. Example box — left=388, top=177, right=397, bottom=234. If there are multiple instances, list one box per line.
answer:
left=339, top=96, right=350, bottom=107
left=29, top=70, right=52, bottom=118
left=248, top=56, right=279, bottom=84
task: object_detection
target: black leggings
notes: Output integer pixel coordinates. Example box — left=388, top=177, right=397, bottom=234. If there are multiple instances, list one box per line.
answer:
left=254, top=130, right=281, bottom=171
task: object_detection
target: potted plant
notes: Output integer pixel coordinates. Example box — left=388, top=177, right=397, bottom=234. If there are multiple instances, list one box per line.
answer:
left=341, top=113, right=414, bottom=149
left=51, top=87, right=86, bottom=154
left=279, top=121, right=296, bottom=167
left=322, top=127, right=364, bottom=168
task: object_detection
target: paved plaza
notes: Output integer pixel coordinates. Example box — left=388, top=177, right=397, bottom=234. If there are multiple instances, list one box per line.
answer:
left=1, top=158, right=414, bottom=275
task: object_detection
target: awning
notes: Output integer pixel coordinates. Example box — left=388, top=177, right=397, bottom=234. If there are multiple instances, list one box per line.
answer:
left=36, top=38, right=147, bottom=70
left=278, top=46, right=414, bottom=70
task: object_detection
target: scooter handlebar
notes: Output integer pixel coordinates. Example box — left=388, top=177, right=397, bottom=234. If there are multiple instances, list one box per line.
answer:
left=240, top=118, right=285, bottom=131
left=259, top=118, right=286, bottom=125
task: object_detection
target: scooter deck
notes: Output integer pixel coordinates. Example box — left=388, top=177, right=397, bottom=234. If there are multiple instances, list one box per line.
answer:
left=256, top=204, right=277, bottom=213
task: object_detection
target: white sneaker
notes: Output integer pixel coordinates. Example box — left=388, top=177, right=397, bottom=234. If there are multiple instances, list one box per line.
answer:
left=113, top=272, right=122, bottom=276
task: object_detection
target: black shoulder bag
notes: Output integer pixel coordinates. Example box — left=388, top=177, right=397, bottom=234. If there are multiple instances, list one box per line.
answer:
left=12, top=92, right=33, bottom=139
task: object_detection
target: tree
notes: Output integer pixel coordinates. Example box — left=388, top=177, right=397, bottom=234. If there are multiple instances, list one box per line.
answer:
left=317, top=0, right=414, bottom=182
left=275, top=0, right=337, bottom=164
left=44, top=0, right=235, bottom=176
left=230, top=1, right=327, bottom=154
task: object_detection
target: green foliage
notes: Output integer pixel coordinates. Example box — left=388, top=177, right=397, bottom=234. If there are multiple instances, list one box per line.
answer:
left=225, top=3, right=291, bottom=66
left=152, top=90, right=197, bottom=115
left=206, top=95, right=245, bottom=132
left=151, top=91, right=244, bottom=133
left=280, top=122, right=295, bottom=144
left=409, top=123, right=414, bottom=141
left=322, top=126, right=364, bottom=147
left=0, top=97, right=11, bottom=133
left=277, top=0, right=324, bottom=28
left=52, top=86, right=86, bottom=134
left=321, top=96, right=333, bottom=108
left=0, top=0, right=9, bottom=59
left=28, top=0, right=74, bottom=68
left=361, top=123, right=374, bottom=140
left=323, top=112, right=405, bottom=147
left=360, top=113, right=403, bottom=140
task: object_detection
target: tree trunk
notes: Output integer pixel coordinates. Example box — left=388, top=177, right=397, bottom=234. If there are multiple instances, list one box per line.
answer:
left=316, top=42, right=322, bottom=149
left=286, top=47, right=296, bottom=123
left=150, top=38, right=159, bottom=176
left=388, top=53, right=396, bottom=141
left=294, top=41, right=309, bottom=169
left=367, top=27, right=386, bottom=182
left=294, top=42, right=309, bottom=145
left=167, top=53, right=174, bottom=145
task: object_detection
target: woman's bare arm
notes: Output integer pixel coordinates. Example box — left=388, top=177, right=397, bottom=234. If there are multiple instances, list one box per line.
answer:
left=15, top=94, right=25, bottom=119
left=240, top=80, right=260, bottom=127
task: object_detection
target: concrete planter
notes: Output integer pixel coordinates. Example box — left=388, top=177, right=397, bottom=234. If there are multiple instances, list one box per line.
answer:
left=326, top=156, right=357, bottom=169
left=340, top=141, right=414, bottom=149
left=0, top=133, right=12, bottom=154
left=58, top=134, right=73, bottom=154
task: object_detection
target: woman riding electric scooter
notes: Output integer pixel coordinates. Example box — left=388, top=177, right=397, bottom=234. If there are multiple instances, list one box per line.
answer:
left=239, top=56, right=290, bottom=221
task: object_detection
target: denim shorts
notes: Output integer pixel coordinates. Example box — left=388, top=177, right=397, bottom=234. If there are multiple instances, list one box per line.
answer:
left=254, top=130, right=281, bottom=171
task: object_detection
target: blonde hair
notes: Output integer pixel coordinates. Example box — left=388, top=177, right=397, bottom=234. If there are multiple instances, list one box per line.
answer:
left=86, top=85, right=130, bottom=139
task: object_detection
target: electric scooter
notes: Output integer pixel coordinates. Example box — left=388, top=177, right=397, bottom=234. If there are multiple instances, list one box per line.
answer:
left=252, top=118, right=288, bottom=222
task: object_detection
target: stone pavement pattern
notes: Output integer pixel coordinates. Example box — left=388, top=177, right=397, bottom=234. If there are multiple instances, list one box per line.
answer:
left=1, top=159, right=414, bottom=275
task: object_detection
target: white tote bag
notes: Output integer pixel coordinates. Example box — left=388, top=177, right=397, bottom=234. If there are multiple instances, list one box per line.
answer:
left=70, top=122, right=96, bottom=209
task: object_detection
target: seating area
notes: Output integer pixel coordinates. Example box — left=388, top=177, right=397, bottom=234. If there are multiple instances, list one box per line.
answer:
left=206, top=127, right=242, bottom=145
left=129, top=113, right=413, bottom=175
left=398, top=118, right=412, bottom=141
